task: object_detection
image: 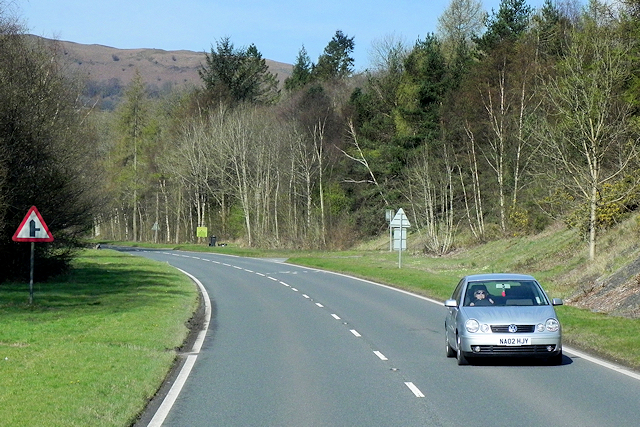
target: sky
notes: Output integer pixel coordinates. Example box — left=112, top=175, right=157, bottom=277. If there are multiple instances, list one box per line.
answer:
left=18, top=0, right=550, bottom=71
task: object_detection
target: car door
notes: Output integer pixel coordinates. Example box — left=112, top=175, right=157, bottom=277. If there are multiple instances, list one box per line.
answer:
left=445, top=278, right=465, bottom=346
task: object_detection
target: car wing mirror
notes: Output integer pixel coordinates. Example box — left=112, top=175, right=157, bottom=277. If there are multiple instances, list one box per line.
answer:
left=552, top=298, right=563, bottom=306
left=444, top=299, right=458, bottom=308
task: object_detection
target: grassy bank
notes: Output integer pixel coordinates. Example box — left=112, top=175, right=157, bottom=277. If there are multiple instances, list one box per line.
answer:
left=0, top=250, right=198, bottom=427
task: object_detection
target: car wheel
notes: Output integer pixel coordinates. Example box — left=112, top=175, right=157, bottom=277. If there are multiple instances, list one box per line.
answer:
left=445, top=332, right=455, bottom=358
left=456, top=334, right=469, bottom=365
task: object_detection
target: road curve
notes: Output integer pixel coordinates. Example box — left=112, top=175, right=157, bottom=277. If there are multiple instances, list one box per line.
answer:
left=125, top=248, right=640, bottom=427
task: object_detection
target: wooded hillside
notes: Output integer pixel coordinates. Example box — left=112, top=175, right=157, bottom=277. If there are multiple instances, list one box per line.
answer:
left=89, top=0, right=640, bottom=261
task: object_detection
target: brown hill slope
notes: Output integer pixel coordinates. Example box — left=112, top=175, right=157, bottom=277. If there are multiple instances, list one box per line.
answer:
left=54, top=39, right=292, bottom=86
left=36, top=37, right=292, bottom=108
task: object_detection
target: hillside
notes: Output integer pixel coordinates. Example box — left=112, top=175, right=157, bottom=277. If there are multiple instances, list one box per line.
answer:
left=38, top=37, right=293, bottom=108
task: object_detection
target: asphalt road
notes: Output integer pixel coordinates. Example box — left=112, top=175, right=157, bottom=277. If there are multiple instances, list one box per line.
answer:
left=125, top=248, right=640, bottom=427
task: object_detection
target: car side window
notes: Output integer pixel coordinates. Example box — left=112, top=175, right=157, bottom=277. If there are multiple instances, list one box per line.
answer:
left=451, top=279, right=465, bottom=305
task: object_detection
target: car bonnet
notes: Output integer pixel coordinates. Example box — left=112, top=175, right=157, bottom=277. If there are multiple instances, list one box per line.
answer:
left=460, top=305, right=558, bottom=324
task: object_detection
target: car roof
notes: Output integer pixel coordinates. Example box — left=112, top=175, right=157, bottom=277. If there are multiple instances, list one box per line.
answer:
left=464, top=273, right=537, bottom=281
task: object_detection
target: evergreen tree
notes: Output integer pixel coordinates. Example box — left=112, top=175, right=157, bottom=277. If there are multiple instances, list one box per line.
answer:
left=474, top=0, right=533, bottom=53
left=115, top=70, right=149, bottom=242
left=395, top=35, right=450, bottom=149
left=284, top=45, right=313, bottom=91
left=531, top=0, right=570, bottom=59
left=199, top=37, right=279, bottom=106
left=313, top=30, right=355, bottom=81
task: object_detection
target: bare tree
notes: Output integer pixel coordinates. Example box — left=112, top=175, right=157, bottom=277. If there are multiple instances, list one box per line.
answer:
left=479, top=67, right=509, bottom=232
left=437, top=0, right=486, bottom=61
left=367, top=32, right=409, bottom=75
left=460, top=122, right=486, bottom=240
left=407, top=144, right=456, bottom=255
left=340, top=120, right=389, bottom=206
left=536, top=6, right=638, bottom=260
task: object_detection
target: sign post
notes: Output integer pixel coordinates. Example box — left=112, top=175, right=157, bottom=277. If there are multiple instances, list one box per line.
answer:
left=12, top=206, right=54, bottom=304
left=389, top=208, right=411, bottom=268
left=385, top=209, right=394, bottom=252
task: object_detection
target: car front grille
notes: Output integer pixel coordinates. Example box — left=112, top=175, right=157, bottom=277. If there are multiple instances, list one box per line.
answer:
left=490, top=324, right=535, bottom=333
left=475, top=345, right=557, bottom=354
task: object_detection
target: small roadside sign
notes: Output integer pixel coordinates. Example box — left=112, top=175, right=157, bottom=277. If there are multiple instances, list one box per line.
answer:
left=12, top=206, right=54, bottom=305
left=12, top=206, right=54, bottom=242
left=389, top=208, right=410, bottom=268
left=196, top=227, right=208, bottom=238
left=390, top=208, right=411, bottom=228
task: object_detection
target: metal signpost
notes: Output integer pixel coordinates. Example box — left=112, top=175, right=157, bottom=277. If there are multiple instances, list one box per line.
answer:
left=389, top=208, right=410, bottom=268
left=385, top=209, right=394, bottom=252
left=12, top=206, right=54, bottom=304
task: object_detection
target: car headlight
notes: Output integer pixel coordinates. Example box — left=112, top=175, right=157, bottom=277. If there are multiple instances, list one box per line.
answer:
left=545, top=318, right=560, bottom=332
left=465, top=319, right=480, bottom=333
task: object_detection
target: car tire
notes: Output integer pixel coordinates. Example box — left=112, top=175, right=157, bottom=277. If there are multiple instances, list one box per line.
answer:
left=456, top=334, right=469, bottom=365
left=445, top=333, right=455, bottom=358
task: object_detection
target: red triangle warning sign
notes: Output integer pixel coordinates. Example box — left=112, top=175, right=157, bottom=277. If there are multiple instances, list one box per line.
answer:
left=12, top=206, right=54, bottom=242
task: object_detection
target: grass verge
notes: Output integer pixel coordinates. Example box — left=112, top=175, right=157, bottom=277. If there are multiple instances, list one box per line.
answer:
left=0, top=249, right=198, bottom=427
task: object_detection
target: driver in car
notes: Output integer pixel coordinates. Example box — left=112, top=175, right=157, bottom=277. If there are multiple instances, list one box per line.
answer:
left=470, top=289, right=495, bottom=306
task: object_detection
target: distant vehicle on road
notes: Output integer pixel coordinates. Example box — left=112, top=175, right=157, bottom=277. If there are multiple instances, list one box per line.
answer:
left=444, top=273, right=563, bottom=365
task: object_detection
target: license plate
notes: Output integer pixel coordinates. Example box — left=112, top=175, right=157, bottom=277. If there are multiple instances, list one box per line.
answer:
left=499, top=337, right=530, bottom=346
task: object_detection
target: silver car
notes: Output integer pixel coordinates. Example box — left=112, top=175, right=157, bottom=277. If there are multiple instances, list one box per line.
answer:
left=444, top=273, right=563, bottom=365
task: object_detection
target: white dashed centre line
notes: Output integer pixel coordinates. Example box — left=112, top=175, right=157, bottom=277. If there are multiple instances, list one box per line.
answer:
left=373, top=351, right=388, bottom=361
left=315, top=303, right=324, bottom=308
left=350, top=329, right=361, bottom=337
left=405, top=382, right=425, bottom=398
left=331, top=314, right=341, bottom=320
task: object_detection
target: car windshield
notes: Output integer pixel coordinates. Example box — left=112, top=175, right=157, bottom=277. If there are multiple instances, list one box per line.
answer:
left=463, top=280, right=549, bottom=307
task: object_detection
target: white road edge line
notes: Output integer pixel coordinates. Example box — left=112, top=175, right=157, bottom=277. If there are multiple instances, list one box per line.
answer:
left=563, top=346, right=640, bottom=381
left=404, top=382, right=425, bottom=398
left=147, top=269, right=211, bottom=427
